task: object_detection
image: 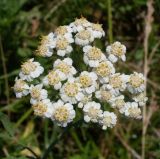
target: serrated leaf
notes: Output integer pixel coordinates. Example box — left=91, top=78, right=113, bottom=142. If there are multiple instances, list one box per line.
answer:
left=0, top=112, right=15, bottom=136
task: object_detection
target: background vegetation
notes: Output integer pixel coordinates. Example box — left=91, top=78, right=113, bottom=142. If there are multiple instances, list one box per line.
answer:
left=0, top=0, right=160, bottom=158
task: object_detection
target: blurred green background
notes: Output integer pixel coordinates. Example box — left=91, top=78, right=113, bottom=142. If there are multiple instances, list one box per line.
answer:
left=0, top=0, right=160, bottom=158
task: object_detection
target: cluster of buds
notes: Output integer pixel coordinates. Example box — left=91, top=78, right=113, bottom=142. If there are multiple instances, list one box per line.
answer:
left=13, top=17, right=148, bottom=130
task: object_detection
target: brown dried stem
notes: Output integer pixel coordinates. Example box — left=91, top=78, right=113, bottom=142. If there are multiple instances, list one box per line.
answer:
left=142, top=0, right=154, bottom=159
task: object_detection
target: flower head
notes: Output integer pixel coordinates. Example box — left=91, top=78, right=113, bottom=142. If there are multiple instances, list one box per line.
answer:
left=35, top=33, right=54, bottom=57
left=83, top=45, right=106, bottom=67
left=127, top=72, right=145, bottom=94
left=47, top=100, right=76, bottom=127
left=19, top=58, right=44, bottom=81
left=52, top=36, right=74, bottom=57
left=75, top=30, right=94, bottom=46
left=87, top=23, right=105, bottom=39
left=32, top=99, right=52, bottom=117
left=133, top=92, right=148, bottom=106
left=95, top=85, right=115, bottom=103
left=100, top=111, right=117, bottom=130
left=55, top=25, right=73, bottom=38
left=94, top=60, right=115, bottom=83
left=83, top=101, right=103, bottom=123
left=70, top=17, right=91, bottom=32
left=110, top=95, right=125, bottom=110
left=120, top=102, right=142, bottom=119
left=14, top=17, right=148, bottom=130
left=60, top=78, right=84, bottom=104
left=78, top=94, right=92, bottom=108
left=53, top=58, right=77, bottom=80
left=77, top=71, right=98, bottom=94
left=106, top=41, right=126, bottom=63
left=29, top=84, right=48, bottom=105
left=13, top=77, right=29, bottom=98
left=106, top=73, right=129, bottom=95
left=43, top=70, right=65, bottom=90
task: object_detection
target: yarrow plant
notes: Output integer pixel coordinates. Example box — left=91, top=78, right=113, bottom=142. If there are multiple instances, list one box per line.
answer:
left=13, top=17, right=148, bottom=130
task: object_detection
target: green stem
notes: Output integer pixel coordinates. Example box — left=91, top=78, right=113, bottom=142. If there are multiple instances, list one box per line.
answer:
left=71, top=130, right=84, bottom=151
left=44, top=120, right=49, bottom=149
left=42, top=119, right=83, bottom=159
left=107, top=0, right=113, bottom=43
left=15, top=108, right=33, bottom=128
left=0, top=35, right=10, bottom=104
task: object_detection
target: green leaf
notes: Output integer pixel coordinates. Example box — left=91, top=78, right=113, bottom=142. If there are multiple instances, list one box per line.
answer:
left=0, top=112, right=15, bottom=136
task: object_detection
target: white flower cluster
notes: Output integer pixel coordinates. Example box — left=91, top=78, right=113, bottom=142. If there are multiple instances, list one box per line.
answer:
left=13, top=17, right=148, bottom=129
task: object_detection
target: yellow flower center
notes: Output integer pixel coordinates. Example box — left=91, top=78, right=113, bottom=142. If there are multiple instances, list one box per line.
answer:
left=74, top=17, right=88, bottom=26
left=40, top=36, right=50, bottom=45
left=21, top=60, right=37, bottom=75
left=56, top=38, right=69, bottom=50
left=14, top=80, right=26, bottom=92
left=64, top=83, right=79, bottom=97
left=88, top=107, right=100, bottom=119
left=111, top=43, right=124, bottom=57
left=36, top=45, right=48, bottom=56
left=79, top=75, right=92, bottom=88
left=96, top=62, right=111, bottom=77
left=88, top=47, right=102, bottom=60
left=76, top=30, right=91, bottom=40
left=32, top=102, right=47, bottom=116
left=101, top=90, right=112, bottom=101
left=81, top=96, right=91, bottom=104
left=31, top=88, right=41, bottom=99
left=55, top=26, right=67, bottom=35
left=54, top=106, right=69, bottom=122
left=92, top=23, right=103, bottom=32
left=109, top=75, right=122, bottom=88
left=130, top=75, right=143, bottom=88
left=115, top=99, right=125, bottom=109
left=128, top=107, right=141, bottom=118
left=103, top=116, right=112, bottom=125
left=135, top=93, right=145, bottom=101
left=56, top=62, right=70, bottom=74
left=47, top=71, right=60, bottom=85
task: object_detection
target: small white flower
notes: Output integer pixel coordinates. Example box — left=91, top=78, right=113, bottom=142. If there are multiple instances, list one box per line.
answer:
left=100, top=111, right=117, bottom=130
left=19, top=58, right=44, bottom=82
left=93, top=60, right=115, bottom=84
left=75, top=30, right=94, bottom=46
left=43, top=70, right=65, bottom=90
left=83, top=45, right=106, bottom=67
left=132, top=92, right=148, bottom=106
left=78, top=94, right=92, bottom=108
left=120, top=102, right=142, bottom=119
left=55, top=25, right=73, bottom=38
left=95, top=85, right=115, bottom=103
left=87, top=23, right=105, bottom=39
left=106, top=41, right=126, bottom=63
left=69, top=17, right=91, bottom=32
left=47, top=100, right=75, bottom=127
left=13, top=77, right=29, bottom=98
left=83, top=101, right=103, bottom=123
left=127, top=72, right=145, bottom=94
left=29, top=84, right=48, bottom=105
left=77, top=71, right=98, bottom=94
left=110, top=95, right=125, bottom=110
left=106, top=73, right=129, bottom=95
left=35, top=33, right=55, bottom=57
left=52, top=36, right=74, bottom=57
left=60, top=78, right=84, bottom=104
left=53, top=58, right=77, bottom=80
left=32, top=99, right=52, bottom=117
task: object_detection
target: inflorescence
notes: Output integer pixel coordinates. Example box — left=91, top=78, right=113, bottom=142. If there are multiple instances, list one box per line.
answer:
left=13, top=17, right=148, bottom=130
